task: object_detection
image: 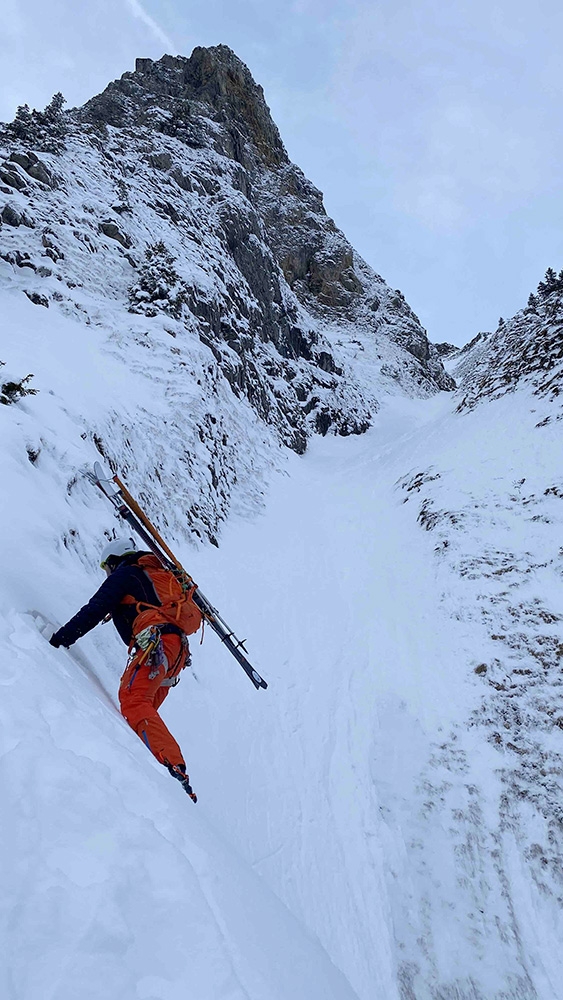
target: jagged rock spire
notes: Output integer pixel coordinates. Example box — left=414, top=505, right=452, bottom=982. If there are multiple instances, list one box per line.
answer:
left=83, top=46, right=287, bottom=167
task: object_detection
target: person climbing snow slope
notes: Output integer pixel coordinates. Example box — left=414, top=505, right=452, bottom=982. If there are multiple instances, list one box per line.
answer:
left=49, top=537, right=202, bottom=801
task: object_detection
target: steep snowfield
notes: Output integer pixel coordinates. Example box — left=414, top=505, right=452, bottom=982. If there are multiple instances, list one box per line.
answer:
left=4, top=44, right=562, bottom=1000
left=1, top=609, right=361, bottom=1000
left=186, top=386, right=563, bottom=1000
left=2, top=286, right=563, bottom=998
left=0, top=298, right=357, bottom=999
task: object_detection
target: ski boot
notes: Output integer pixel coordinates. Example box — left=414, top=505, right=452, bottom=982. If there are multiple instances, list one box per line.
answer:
left=167, top=762, right=197, bottom=803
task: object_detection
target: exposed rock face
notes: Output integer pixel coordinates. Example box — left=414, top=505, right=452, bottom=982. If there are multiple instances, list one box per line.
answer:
left=25, top=159, right=53, bottom=186
left=432, top=341, right=459, bottom=358
left=0, top=45, right=453, bottom=537
left=86, top=48, right=288, bottom=168
left=77, top=46, right=453, bottom=398
left=1, top=204, right=23, bottom=226
left=9, top=151, right=39, bottom=169
left=99, top=220, right=130, bottom=247
left=0, top=166, right=28, bottom=191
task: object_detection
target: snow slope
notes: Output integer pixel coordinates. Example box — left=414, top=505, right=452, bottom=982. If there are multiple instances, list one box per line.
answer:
left=0, top=289, right=363, bottom=999
left=1, top=611, right=360, bottom=1000
left=2, top=274, right=563, bottom=997
left=182, top=384, right=563, bottom=1000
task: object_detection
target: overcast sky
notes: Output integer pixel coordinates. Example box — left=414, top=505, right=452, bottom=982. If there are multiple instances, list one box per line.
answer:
left=1, top=0, right=562, bottom=345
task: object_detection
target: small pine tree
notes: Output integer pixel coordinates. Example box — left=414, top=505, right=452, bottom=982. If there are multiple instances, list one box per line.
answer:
left=43, top=92, right=66, bottom=122
left=37, top=92, right=68, bottom=151
left=527, top=292, right=537, bottom=310
left=7, top=92, right=68, bottom=152
left=0, top=363, right=38, bottom=404
left=537, top=267, right=557, bottom=297
left=8, top=103, right=38, bottom=143
left=498, top=316, right=505, bottom=327
left=129, top=242, right=185, bottom=319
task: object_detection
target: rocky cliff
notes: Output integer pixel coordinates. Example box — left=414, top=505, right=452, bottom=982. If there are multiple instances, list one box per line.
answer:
left=0, top=45, right=453, bottom=542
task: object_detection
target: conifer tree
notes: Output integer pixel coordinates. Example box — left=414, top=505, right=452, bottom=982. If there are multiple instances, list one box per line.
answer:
left=38, top=92, right=68, bottom=151
left=43, top=92, right=66, bottom=122
left=537, top=267, right=558, bottom=297
left=0, top=362, right=38, bottom=405
left=8, top=103, right=38, bottom=143
left=7, top=92, right=68, bottom=152
left=129, top=242, right=186, bottom=319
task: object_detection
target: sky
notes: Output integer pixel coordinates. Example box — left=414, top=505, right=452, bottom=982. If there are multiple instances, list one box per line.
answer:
left=1, top=0, right=562, bottom=346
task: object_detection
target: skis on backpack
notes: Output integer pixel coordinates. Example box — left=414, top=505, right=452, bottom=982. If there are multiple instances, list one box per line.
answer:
left=91, top=462, right=268, bottom=691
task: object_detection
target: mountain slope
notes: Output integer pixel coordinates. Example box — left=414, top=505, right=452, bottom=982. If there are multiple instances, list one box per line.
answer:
left=6, top=366, right=563, bottom=1000
left=0, top=619, right=359, bottom=1000
left=3, top=278, right=563, bottom=999
left=187, top=372, right=562, bottom=1000
left=0, top=46, right=452, bottom=540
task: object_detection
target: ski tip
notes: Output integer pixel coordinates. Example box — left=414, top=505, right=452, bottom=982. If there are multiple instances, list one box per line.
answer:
left=93, top=460, right=111, bottom=483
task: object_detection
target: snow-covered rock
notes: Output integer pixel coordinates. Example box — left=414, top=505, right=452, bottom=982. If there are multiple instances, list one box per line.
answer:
left=0, top=46, right=452, bottom=539
left=453, top=275, right=563, bottom=414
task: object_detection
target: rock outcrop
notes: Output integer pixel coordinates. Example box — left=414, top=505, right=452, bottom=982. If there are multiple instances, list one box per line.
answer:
left=77, top=46, right=453, bottom=399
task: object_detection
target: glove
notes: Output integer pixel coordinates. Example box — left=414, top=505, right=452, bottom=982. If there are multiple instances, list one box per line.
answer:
left=49, top=630, right=67, bottom=648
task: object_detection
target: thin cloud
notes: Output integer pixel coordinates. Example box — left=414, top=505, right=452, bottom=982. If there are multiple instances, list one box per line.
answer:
left=124, top=0, right=176, bottom=51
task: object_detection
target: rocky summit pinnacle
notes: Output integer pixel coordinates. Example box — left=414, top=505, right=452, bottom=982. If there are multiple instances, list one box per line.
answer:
left=73, top=46, right=453, bottom=394
left=82, top=46, right=288, bottom=168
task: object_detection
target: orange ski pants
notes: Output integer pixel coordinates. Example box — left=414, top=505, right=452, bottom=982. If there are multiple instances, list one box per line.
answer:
left=118, top=632, right=188, bottom=769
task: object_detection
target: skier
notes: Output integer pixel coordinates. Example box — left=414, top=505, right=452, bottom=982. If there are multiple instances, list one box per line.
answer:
left=49, top=537, right=200, bottom=801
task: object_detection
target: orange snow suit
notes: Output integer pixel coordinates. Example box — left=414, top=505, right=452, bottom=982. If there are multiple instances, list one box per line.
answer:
left=119, top=630, right=190, bottom=769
